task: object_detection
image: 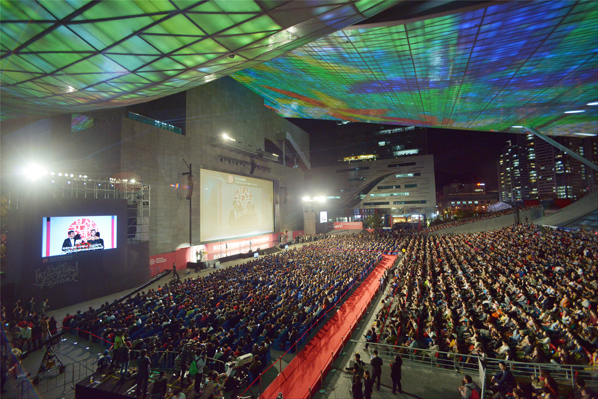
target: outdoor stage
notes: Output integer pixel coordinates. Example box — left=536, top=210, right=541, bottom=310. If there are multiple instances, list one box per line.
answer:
left=260, top=254, right=397, bottom=399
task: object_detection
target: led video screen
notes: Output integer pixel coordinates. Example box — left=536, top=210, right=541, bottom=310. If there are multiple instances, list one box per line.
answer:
left=200, top=169, right=273, bottom=242
left=41, top=215, right=117, bottom=257
left=320, top=211, right=328, bottom=223
left=232, top=0, right=598, bottom=136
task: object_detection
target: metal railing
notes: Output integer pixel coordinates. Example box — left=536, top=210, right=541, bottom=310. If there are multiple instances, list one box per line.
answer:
left=352, top=340, right=598, bottom=389
left=17, top=354, right=97, bottom=399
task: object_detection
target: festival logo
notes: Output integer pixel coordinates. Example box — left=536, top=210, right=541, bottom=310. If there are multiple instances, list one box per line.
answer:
left=68, top=218, right=99, bottom=240
left=34, top=262, right=79, bottom=289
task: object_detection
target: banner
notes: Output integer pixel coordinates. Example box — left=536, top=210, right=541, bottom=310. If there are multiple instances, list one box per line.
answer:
left=149, top=252, right=177, bottom=277
left=333, top=222, right=363, bottom=230
left=204, top=233, right=279, bottom=260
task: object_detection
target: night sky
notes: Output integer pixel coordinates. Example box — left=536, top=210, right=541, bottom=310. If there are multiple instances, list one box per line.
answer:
left=286, top=118, right=518, bottom=192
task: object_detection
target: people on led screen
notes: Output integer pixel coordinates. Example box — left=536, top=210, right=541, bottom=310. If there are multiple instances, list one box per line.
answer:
left=88, top=232, right=104, bottom=250
left=61, top=229, right=104, bottom=253
left=61, top=230, right=76, bottom=252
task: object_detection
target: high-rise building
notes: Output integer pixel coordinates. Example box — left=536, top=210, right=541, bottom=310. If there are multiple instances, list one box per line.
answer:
left=310, top=123, right=428, bottom=166
left=498, top=134, right=597, bottom=202
left=498, top=141, right=521, bottom=202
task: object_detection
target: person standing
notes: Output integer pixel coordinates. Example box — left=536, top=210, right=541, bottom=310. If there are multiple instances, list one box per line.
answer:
left=119, top=342, right=131, bottom=380
left=27, top=297, right=35, bottom=314
left=150, top=370, right=168, bottom=399
left=19, top=324, right=32, bottom=352
left=390, top=354, right=403, bottom=394
left=352, top=373, right=364, bottom=399
left=193, top=348, right=207, bottom=396
left=363, top=370, right=374, bottom=399
left=458, top=375, right=482, bottom=399
left=41, top=299, right=49, bottom=315
left=370, top=350, right=383, bottom=391
left=199, top=371, right=218, bottom=399
left=136, top=349, right=151, bottom=398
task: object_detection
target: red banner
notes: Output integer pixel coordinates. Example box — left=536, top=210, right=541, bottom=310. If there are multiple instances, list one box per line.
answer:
left=333, top=222, right=363, bottom=230
left=149, top=251, right=177, bottom=277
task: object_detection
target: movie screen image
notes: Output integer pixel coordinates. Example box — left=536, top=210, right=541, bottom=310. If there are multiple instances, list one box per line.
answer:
left=200, top=169, right=274, bottom=242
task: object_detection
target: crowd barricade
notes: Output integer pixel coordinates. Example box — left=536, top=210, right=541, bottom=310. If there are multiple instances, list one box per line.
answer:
left=351, top=340, right=598, bottom=391
left=17, top=356, right=98, bottom=399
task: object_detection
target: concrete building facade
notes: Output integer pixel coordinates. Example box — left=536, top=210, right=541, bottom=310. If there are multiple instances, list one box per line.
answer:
left=306, top=154, right=436, bottom=220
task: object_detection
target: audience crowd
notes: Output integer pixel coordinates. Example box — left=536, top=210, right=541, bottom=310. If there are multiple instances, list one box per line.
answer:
left=372, top=225, right=597, bottom=373
left=2, top=223, right=597, bottom=397
left=426, top=206, right=540, bottom=233
left=1, top=233, right=404, bottom=395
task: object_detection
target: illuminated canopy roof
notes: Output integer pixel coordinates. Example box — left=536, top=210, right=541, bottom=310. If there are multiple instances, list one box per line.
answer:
left=232, top=0, right=598, bottom=136
left=0, top=0, right=398, bottom=119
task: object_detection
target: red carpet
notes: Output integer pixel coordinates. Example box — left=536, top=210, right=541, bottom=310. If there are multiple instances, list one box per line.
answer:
left=260, top=255, right=397, bottom=399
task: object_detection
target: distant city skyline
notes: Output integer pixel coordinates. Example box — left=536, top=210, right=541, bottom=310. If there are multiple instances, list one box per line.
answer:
left=287, top=118, right=518, bottom=191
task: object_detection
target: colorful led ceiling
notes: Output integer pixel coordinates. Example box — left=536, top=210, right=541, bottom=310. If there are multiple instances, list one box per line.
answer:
left=0, top=0, right=399, bottom=119
left=232, top=0, right=598, bottom=136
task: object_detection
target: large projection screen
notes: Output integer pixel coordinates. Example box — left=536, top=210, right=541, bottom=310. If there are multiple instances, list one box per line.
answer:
left=200, top=169, right=274, bottom=242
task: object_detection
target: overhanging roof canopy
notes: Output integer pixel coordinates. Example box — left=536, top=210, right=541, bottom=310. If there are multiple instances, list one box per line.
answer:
left=231, top=0, right=598, bottom=136
left=0, top=0, right=399, bottom=119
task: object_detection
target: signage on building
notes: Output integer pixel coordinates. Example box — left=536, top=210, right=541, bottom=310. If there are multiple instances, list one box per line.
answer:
left=333, top=222, right=363, bottom=230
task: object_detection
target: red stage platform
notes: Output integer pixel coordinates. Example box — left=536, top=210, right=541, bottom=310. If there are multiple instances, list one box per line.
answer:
left=260, top=254, right=397, bottom=399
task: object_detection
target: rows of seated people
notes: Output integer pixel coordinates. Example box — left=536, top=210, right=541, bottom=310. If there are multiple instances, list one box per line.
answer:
left=372, top=225, right=597, bottom=369
left=54, top=234, right=405, bottom=379
left=426, top=205, right=540, bottom=233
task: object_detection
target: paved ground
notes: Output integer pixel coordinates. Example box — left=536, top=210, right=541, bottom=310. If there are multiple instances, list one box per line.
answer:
left=4, top=244, right=467, bottom=399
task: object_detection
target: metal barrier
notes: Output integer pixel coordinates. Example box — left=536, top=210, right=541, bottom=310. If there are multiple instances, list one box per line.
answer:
left=352, top=340, right=598, bottom=389
left=17, top=355, right=97, bottom=399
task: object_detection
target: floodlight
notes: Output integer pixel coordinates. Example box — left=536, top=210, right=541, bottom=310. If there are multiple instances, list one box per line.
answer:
left=587, top=102, right=598, bottom=106
left=564, top=110, right=585, bottom=114
left=302, top=196, right=311, bottom=201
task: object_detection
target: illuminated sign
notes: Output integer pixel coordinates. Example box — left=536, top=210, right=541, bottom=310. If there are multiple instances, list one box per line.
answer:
left=343, top=154, right=378, bottom=162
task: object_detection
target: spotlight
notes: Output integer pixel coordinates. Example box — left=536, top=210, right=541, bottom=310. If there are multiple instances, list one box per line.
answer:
left=229, top=54, right=235, bottom=59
